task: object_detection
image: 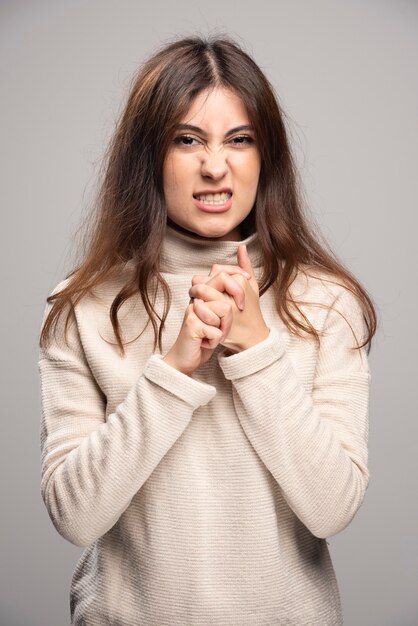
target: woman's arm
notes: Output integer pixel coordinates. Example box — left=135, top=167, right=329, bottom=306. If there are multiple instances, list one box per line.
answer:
left=217, top=285, right=371, bottom=539
left=38, top=294, right=216, bottom=548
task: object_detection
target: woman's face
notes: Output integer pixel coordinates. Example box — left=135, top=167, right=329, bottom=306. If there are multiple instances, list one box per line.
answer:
left=163, top=86, right=261, bottom=241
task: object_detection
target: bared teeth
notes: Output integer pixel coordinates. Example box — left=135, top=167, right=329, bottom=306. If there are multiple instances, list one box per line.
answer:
left=195, top=192, right=232, bottom=203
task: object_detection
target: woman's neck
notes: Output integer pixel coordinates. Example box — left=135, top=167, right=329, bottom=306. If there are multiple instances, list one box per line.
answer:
left=166, top=218, right=244, bottom=243
left=159, top=220, right=263, bottom=275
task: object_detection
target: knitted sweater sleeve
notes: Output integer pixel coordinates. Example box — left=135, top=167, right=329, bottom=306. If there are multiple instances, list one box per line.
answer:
left=217, top=285, right=371, bottom=539
left=38, top=294, right=216, bottom=548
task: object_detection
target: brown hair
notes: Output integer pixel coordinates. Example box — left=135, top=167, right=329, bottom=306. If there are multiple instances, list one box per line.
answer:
left=39, top=33, right=377, bottom=356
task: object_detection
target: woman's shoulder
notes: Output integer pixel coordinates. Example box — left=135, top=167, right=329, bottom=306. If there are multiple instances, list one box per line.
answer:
left=40, top=263, right=137, bottom=355
left=288, top=263, right=366, bottom=334
left=290, top=263, right=351, bottom=304
left=48, top=261, right=136, bottom=308
left=289, top=263, right=368, bottom=347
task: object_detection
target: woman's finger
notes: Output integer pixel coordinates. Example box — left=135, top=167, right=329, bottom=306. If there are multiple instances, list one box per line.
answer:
left=208, top=264, right=251, bottom=279
left=193, top=298, right=232, bottom=339
left=191, top=266, right=250, bottom=286
left=189, top=273, right=246, bottom=310
left=199, top=323, right=224, bottom=349
left=192, top=298, right=221, bottom=327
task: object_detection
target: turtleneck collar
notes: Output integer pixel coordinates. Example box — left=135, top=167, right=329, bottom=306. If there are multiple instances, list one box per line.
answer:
left=159, top=223, right=264, bottom=274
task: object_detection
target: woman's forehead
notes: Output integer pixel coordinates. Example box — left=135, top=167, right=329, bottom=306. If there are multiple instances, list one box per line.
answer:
left=180, top=87, right=250, bottom=130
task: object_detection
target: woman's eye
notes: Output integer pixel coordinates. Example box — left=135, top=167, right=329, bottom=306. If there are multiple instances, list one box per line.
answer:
left=230, top=135, right=254, bottom=146
left=172, top=134, right=255, bottom=147
left=173, top=135, right=200, bottom=146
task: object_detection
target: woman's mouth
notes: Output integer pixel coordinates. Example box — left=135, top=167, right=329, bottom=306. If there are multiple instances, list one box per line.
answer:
left=192, top=192, right=233, bottom=213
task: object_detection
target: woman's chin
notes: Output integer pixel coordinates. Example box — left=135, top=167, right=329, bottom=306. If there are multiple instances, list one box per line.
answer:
left=167, top=219, right=240, bottom=241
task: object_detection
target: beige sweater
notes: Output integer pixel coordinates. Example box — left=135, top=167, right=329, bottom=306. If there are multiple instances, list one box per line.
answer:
left=38, top=223, right=371, bottom=625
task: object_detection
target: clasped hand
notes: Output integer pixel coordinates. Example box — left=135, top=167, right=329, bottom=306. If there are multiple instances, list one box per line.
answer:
left=188, top=243, right=270, bottom=354
left=163, top=244, right=270, bottom=375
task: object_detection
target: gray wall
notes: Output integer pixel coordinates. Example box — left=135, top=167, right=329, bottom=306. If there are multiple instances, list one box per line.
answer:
left=1, top=0, right=416, bottom=624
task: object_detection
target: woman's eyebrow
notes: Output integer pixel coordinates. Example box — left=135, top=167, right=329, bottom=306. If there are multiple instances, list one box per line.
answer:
left=175, top=124, right=255, bottom=137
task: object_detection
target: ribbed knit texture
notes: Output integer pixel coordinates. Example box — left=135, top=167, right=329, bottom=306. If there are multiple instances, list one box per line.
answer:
left=38, top=223, right=371, bottom=625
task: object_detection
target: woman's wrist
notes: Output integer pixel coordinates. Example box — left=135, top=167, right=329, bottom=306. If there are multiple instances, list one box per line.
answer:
left=162, top=353, right=192, bottom=376
left=223, top=326, right=270, bottom=354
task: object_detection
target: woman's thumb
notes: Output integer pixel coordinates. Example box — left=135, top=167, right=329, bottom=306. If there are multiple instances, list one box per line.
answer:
left=237, top=244, right=253, bottom=276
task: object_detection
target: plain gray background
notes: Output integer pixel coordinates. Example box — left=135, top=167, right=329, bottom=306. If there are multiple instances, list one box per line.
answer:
left=1, top=0, right=417, bottom=624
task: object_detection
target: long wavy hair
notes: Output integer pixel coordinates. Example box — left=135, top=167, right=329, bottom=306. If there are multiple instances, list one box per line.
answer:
left=39, top=34, right=377, bottom=356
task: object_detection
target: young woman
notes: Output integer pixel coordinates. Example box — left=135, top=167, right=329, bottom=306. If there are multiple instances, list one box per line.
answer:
left=38, top=34, right=377, bottom=626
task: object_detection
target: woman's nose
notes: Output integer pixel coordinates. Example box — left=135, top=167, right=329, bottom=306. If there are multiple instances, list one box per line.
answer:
left=200, top=151, right=229, bottom=179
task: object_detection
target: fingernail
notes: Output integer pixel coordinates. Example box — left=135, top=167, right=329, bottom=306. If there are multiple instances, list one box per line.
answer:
left=244, top=271, right=251, bottom=278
